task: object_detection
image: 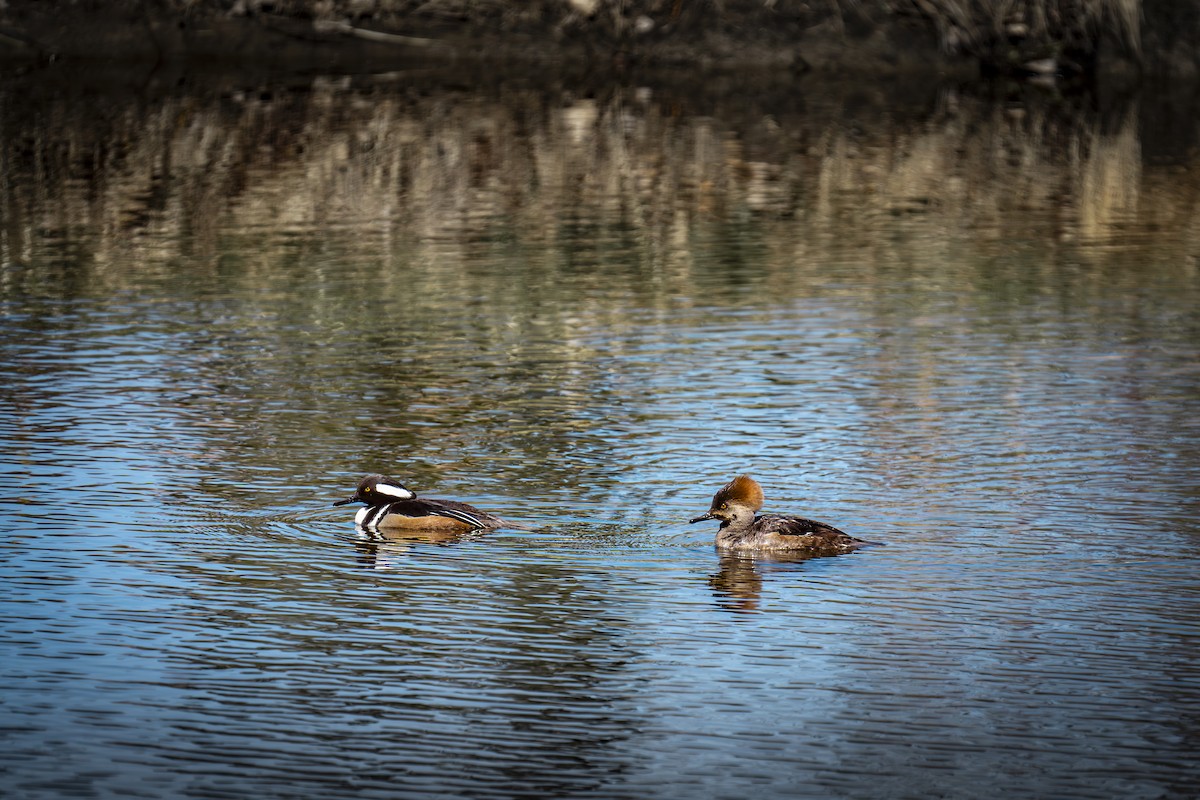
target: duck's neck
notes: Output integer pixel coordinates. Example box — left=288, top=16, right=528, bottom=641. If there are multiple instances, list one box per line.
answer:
left=717, top=507, right=758, bottom=538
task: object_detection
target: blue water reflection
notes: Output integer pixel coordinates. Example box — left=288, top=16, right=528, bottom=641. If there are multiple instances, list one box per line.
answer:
left=2, top=71, right=1199, bottom=799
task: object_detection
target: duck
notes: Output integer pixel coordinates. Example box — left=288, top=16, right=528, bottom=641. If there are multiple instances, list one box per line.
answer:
left=334, top=474, right=526, bottom=531
left=689, top=474, right=868, bottom=555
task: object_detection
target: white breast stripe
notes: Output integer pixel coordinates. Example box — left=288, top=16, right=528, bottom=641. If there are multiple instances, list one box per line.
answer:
left=358, top=504, right=395, bottom=530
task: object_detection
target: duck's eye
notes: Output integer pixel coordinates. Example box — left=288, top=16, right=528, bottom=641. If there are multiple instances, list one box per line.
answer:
left=720, top=503, right=728, bottom=510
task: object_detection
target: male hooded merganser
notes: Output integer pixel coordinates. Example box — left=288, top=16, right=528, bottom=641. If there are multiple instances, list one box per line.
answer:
left=690, top=474, right=867, bottom=555
left=334, top=474, right=525, bottom=531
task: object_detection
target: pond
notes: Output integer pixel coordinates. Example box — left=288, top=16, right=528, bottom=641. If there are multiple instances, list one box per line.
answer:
left=2, top=65, right=1199, bottom=798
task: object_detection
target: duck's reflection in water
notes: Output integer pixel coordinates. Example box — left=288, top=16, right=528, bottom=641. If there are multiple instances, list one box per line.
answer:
left=351, top=525, right=493, bottom=570
left=708, top=550, right=846, bottom=613
left=708, top=551, right=767, bottom=612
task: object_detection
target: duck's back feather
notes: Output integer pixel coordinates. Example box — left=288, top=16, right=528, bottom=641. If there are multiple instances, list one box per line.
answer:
left=717, top=514, right=870, bottom=554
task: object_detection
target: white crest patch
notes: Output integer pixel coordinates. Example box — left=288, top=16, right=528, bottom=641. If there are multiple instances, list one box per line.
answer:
left=373, top=482, right=414, bottom=500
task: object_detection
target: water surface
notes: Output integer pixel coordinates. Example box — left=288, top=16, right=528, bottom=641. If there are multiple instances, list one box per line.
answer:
left=2, top=67, right=1199, bottom=798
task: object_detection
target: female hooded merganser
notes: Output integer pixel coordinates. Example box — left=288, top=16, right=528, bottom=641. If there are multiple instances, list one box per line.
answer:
left=334, top=474, right=526, bottom=531
left=690, top=474, right=868, bottom=555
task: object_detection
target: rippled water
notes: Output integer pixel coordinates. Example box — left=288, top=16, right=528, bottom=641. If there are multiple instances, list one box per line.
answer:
left=2, top=67, right=1200, bottom=798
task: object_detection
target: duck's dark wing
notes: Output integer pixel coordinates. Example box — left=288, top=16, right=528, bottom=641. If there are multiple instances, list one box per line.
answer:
left=430, top=498, right=536, bottom=530
left=415, top=498, right=500, bottom=528
left=760, top=514, right=864, bottom=543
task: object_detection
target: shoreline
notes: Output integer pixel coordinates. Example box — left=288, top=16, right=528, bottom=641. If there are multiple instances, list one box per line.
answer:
left=0, top=1, right=1171, bottom=82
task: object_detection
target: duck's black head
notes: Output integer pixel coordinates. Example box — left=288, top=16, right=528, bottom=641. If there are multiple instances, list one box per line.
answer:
left=333, top=474, right=416, bottom=507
